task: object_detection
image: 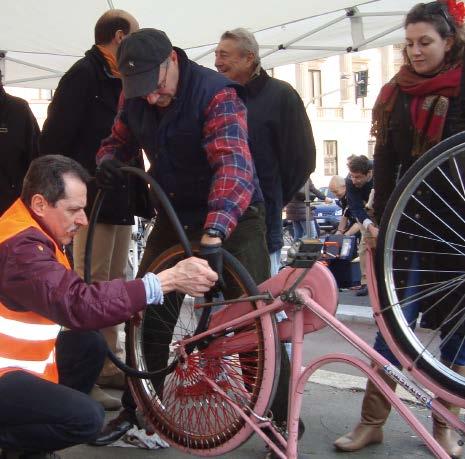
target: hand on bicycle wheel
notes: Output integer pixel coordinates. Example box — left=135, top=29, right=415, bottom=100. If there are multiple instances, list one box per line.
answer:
left=199, top=242, right=226, bottom=292
left=157, top=257, right=218, bottom=297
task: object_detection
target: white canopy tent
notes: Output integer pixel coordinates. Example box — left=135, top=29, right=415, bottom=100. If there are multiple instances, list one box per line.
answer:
left=1, top=0, right=419, bottom=89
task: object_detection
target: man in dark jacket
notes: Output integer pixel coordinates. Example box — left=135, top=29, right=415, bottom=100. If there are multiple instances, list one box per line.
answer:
left=215, top=28, right=315, bottom=276
left=0, top=155, right=217, bottom=459
left=346, top=155, right=376, bottom=296
left=92, top=28, right=275, bottom=446
left=0, top=71, right=39, bottom=215
left=39, top=9, right=140, bottom=407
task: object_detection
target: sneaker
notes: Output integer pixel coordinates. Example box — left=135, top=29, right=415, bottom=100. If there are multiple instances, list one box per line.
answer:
left=90, top=385, right=122, bottom=411
left=356, top=285, right=368, bottom=296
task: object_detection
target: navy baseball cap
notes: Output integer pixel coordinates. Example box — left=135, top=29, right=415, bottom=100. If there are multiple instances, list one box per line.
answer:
left=117, top=28, right=173, bottom=98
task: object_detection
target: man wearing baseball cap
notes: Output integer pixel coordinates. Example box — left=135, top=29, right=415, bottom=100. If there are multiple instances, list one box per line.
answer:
left=92, top=28, right=275, bottom=445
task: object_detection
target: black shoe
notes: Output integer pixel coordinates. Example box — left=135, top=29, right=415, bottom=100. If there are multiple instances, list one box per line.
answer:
left=356, top=285, right=368, bottom=296
left=89, top=408, right=138, bottom=446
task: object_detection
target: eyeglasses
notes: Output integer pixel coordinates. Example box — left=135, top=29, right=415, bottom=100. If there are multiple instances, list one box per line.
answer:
left=150, top=60, right=170, bottom=95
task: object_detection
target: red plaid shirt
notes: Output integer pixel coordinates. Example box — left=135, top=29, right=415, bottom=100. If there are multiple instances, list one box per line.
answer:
left=97, top=87, right=254, bottom=238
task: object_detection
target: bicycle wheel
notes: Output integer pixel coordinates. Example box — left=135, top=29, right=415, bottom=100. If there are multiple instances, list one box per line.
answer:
left=128, top=244, right=280, bottom=455
left=377, top=131, right=465, bottom=397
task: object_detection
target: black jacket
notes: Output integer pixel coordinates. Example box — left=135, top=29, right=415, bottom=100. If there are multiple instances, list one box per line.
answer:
left=285, top=178, right=325, bottom=221
left=346, top=176, right=373, bottom=224
left=39, top=45, right=139, bottom=224
left=373, top=86, right=465, bottom=333
left=245, top=69, right=315, bottom=252
left=373, top=92, right=465, bottom=223
left=0, top=87, right=39, bottom=215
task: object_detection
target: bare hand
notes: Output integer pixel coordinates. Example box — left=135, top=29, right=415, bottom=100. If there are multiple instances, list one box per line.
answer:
left=157, top=257, right=218, bottom=297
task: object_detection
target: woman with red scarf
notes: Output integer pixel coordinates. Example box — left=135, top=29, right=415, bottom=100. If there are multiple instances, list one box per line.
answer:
left=334, top=2, right=465, bottom=457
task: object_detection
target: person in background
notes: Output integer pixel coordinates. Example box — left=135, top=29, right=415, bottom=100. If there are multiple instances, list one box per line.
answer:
left=0, top=155, right=217, bottom=459
left=329, top=175, right=361, bottom=237
left=285, top=176, right=330, bottom=240
left=0, top=69, right=39, bottom=216
left=344, top=155, right=374, bottom=297
left=214, top=28, right=315, bottom=276
left=39, top=9, right=140, bottom=410
left=334, top=2, right=465, bottom=456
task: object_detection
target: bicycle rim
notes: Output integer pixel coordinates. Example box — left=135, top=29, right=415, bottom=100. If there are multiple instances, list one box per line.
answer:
left=377, top=132, right=465, bottom=397
left=128, top=244, right=279, bottom=454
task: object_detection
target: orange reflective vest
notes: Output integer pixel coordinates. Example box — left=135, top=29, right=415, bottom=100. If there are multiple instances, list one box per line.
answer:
left=0, top=199, right=70, bottom=383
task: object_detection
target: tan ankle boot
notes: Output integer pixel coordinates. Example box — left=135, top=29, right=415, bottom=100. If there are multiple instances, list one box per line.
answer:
left=432, top=364, right=465, bottom=459
left=334, top=371, right=397, bottom=452
left=90, top=384, right=122, bottom=411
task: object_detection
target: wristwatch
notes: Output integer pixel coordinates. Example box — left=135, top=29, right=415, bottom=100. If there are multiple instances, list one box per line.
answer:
left=204, top=228, right=225, bottom=241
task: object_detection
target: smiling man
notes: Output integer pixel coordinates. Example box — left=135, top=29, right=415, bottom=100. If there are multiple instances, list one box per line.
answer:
left=215, top=28, right=315, bottom=276
left=0, top=155, right=217, bottom=459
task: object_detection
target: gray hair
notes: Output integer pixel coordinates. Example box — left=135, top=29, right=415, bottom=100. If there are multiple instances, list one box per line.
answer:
left=220, top=28, right=260, bottom=66
left=329, top=175, right=346, bottom=189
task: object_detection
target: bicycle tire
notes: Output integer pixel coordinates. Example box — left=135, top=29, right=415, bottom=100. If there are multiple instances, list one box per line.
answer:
left=377, top=131, right=465, bottom=397
left=128, top=243, right=280, bottom=455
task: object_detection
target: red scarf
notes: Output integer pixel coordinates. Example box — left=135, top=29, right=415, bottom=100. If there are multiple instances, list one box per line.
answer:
left=371, top=64, right=461, bottom=156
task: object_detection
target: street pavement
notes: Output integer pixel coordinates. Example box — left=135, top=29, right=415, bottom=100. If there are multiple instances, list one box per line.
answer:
left=61, top=289, right=440, bottom=458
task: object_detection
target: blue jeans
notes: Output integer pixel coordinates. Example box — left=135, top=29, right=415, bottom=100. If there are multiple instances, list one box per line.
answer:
left=270, top=249, right=281, bottom=276
left=292, top=220, right=318, bottom=240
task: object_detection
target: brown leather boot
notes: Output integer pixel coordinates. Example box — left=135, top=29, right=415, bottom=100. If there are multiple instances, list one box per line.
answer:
left=432, top=364, right=465, bottom=459
left=334, top=371, right=397, bottom=452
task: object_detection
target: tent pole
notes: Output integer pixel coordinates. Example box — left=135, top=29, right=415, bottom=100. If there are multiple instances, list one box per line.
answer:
left=5, top=74, right=63, bottom=85
left=0, top=51, right=5, bottom=84
left=260, top=13, right=346, bottom=60
left=5, top=56, right=62, bottom=75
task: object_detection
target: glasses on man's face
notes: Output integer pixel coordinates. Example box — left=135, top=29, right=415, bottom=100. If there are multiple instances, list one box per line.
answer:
left=155, top=60, right=170, bottom=92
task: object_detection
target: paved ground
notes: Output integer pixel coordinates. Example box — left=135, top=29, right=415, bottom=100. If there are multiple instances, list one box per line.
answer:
left=62, top=383, right=434, bottom=459
left=60, top=309, right=441, bottom=459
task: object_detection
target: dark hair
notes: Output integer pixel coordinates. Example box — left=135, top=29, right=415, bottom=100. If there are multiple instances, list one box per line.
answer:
left=348, top=155, right=372, bottom=175
left=21, top=155, right=90, bottom=206
left=403, top=2, right=465, bottom=66
left=95, top=11, right=132, bottom=45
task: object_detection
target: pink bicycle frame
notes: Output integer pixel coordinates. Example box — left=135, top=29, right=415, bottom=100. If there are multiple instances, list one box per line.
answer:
left=182, top=254, right=465, bottom=458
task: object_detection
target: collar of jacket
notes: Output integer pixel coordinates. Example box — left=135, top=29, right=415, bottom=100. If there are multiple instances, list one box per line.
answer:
left=245, top=67, right=270, bottom=97
left=173, top=46, right=193, bottom=104
left=85, top=45, right=118, bottom=81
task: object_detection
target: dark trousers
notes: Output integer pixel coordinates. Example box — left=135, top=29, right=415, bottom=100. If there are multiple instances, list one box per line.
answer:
left=123, top=204, right=292, bottom=426
left=0, top=330, right=106, bottom=453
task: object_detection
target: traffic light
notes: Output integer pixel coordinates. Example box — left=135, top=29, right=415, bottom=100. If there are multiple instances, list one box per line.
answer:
left=355, top=70, right=368, bottom=98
